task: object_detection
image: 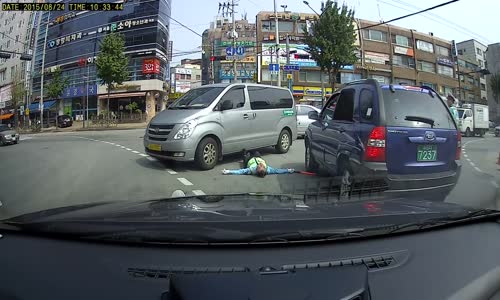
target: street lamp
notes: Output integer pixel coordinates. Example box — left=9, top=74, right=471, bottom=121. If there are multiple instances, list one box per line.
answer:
left=280, top=4, right=287, bottom=12
left=303, top=1, right=320, bottom=16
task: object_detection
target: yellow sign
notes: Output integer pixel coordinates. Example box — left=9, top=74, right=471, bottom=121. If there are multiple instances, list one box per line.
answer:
left=287, top=74, right=293, bottom=80
left=221, top=56, right=256, bottom=63
left=25, top=108, right=30, bottom=115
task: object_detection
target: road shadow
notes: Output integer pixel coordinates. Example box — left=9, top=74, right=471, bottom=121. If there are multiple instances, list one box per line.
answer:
left=135, top=156, right=179, bottom=171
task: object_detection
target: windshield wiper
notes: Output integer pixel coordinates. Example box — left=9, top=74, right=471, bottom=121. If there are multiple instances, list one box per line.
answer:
left=248, top=228, right=366, bottom=244
left=405, top=115, right=435, bottom=127
left=386, top=209, right=500, bottom=234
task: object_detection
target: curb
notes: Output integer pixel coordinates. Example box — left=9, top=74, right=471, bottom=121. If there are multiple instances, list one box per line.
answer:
left=19, top=126, right=146, bottom=134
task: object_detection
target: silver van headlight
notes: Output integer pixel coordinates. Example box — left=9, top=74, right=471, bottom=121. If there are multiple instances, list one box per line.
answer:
left=174, top=119, right=199, bottom=139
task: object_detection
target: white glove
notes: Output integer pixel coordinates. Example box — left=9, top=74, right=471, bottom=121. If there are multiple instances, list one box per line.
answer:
left=288, top=168, right=295, bottom=173
left=222, top=169, right=230, bottom=175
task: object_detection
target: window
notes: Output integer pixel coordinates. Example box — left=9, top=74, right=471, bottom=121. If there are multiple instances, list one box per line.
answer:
left=363, top=29, right=387, bottom=42
left=322, top=94, right=339, bottom=122
left=421, top=82, right=435, bottom=89
left=393, top=35, right=411, bottom=47
left=261, top=21, right=276, bottom=32
left=481, top=83, right=486, bottom=91
left=382, top=89, right=455, bottom=129
left=458, top=49, right=463, bottom=55
left=0, top=70, right=5, bottom=81
left=15, top=35, right=19, bottom=42
left=395, top=78, right=416, bottom=85
left=359, top=88, right=374, bottom=121
left=248, top=86, right=293, bottom=110
left=298, top=71, right=323, bottom=82
left=418, top=61, right=435, bottom=73
left=340, top=73, right=361, bottom=84
left=478, top=59, right=484, bottom=68
left=279, top=21, right=293, bottom=32
left=436, top=45, right=450, bottom=57
left=416, top=40, right=434, bottom=53
left=196, top=75, right=201, bottom=80
left=333, top=89, right=355, bottom=121
left=393, top=55, right=415, bottom=68
left=219, top=86, right=245, bottom=110
left=297, top=105, right=315, bottom=116
left=370, top=75, right=390, bottom=84
left=6, top=40, right=10, bottom=48
left=476, top=48, right=482, bottom=55
left=437, top=65, right=453, bottom=77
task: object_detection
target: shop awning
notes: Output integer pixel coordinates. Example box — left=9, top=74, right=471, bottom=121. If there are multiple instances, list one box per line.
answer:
left=28, top=100, right=57, bottom=113
left=98, top=92, right=146, bottom=100
left=0, top=113, right=14, bottom=120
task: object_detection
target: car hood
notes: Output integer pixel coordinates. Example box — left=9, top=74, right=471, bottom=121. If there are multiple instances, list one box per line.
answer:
left=150, top=108, right=206, bottom=125
left=1, top=130, right=17, bottom=135
left=4, top=194, right=471, bottom=224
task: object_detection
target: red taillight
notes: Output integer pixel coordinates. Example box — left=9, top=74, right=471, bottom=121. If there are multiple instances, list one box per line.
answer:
left=456, top=131, right=462, bottom=160
left=365, top=126, right=386, bottom=162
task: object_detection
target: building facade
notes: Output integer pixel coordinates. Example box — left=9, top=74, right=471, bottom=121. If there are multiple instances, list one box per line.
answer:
left=0, top=3, right=36, bottom=116
left=169, top=63, right=202, bottom=102
left=202, top=16, right=257, bottom=84
left=31, top=0, right=172, bottom=122
left=457, top=39, right=488, bottom=100
left=485, top=43, right=500, bottom=121
left=255, top=12, right=459, bottom=106
left=456, top=55, right=482, bottom=103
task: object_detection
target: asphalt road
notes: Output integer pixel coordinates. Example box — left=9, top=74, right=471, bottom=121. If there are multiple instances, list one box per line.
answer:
left=0, top=129, right=498, bottom=219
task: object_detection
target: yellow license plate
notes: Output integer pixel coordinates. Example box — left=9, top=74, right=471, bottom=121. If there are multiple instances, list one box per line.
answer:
left=147, top=144, right=161, bottom=151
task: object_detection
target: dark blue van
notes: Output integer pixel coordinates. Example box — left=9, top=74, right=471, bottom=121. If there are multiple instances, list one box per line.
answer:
left=305, top=79, right=462, bottom=199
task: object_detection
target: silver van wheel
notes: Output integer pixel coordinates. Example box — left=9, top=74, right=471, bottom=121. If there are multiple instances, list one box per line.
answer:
left=275, top=129, right=291, bottom=154
left=203, top=143, right=217, bottom=165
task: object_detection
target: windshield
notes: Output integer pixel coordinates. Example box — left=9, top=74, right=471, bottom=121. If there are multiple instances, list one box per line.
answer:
left=0, top=0, right=498, bottom=247
left=169, top=87, right=225, bottom=109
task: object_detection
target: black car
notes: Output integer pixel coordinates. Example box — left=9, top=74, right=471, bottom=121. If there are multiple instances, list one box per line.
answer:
left=57, top=115, right=73, bottom=128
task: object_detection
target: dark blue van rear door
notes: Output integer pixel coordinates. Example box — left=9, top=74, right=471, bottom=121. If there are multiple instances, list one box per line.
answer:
left=382, top=88, right=458, bottom=175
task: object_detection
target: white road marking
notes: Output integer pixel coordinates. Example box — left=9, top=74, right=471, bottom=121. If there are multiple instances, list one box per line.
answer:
left=0, top=200, right=2, bottom=207
left=139, top=153, right=149, bottom=157
left=474, top=166, right=482, bottom=172
left=177, top=178, right=193, bottom=186
left=120, top=146, right=126, bottom=148
left=469, top=162, right=475, bottom=167
left=19, top=137, right=32, bottom=141
left=109, top=143, right=116, bottom=145
left=192, top=190, right=206, bottom=196
left=492, top=181, right=499, bottom=188
left=167, top=169, right=178, bottom=175
left=131, top=150, right=140, bottom=154
left=115, top=144, right=122, bottom=147
left=146, top=156, right=156, bottom=162
left=125, top=148, right=132, bottom=151
left=463, top=154, right=468, bottom=158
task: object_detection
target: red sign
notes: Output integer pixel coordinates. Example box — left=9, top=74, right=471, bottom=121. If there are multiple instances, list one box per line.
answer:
left=78, top=58, right=86, bottom=67
left=142, top=58, right=160, bottom=74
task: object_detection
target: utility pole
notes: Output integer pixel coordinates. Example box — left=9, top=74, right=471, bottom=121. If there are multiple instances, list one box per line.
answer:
left=39, top=11, right=50, bottom=127
left=270, top=46, right=274, bottom=86
left=273, top=0, right=281, bottom=87
left=286, top=34, right=292, bottom=92
left=210, top=39, right=215, bottom=84
left=230, top=0, right=238, bottom=83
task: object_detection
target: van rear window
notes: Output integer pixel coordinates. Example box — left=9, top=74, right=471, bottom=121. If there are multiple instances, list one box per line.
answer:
left=382, top=90, right=455, bottom=129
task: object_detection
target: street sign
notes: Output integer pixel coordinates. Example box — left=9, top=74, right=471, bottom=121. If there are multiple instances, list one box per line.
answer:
left=269, top=63, right=280, bottom=72
left=225, top=47, right=235, bottom=56
left=235, top=46, right=245, bottom=56
left=284, top=64, right=300, bottom=71
left=286, top=74, right=293, bottom=80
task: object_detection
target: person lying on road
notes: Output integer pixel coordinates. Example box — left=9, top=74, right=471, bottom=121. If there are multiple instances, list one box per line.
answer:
left=222, top=150, right=295, bottom=177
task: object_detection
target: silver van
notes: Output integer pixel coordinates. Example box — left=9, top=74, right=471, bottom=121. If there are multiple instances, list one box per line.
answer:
left=144, top=83, right=297, bottom=170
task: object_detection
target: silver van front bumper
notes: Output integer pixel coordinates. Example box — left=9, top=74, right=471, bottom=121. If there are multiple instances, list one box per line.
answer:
left=143, top=126, right=198, bottom=161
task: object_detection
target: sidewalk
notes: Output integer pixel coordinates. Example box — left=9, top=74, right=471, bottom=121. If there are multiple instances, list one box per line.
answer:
left=19, top=121, right=147, bottom=134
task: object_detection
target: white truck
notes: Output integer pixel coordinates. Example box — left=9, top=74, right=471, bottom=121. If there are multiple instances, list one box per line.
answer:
left=456, top=104, right=489, bottom=137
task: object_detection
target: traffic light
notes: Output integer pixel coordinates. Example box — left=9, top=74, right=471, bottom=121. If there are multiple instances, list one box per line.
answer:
left=20, top=53, right=32, bottom=61
left=0, top=52, right=11, bottom=59
left=210, top=56, right=225, bottom=61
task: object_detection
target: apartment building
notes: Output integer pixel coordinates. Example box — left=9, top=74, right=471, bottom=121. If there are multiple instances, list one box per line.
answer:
left=169, top=63, right=202, bottom=101
left=456, top=55, right=482, bottom=103
left=255, top=12, right=459, bottom=105
left=485, top=43, right=500, bottom=121
left=457, top=39, right=488, bottom=100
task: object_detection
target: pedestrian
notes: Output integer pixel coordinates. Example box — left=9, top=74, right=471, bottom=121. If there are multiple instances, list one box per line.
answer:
left=447, top=95, right=459, bottom=123
left=222, top=149, right=295, bottom=177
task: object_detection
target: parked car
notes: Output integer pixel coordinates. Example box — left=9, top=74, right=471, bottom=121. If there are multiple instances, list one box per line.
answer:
left=489, top=120, right=496, bottom=129
left=296, top=104, right=321, bottom=137
left=495, top=125, right=500, bottom=137
left=144, top=83, right=298, bottom=170
left=57, top=115, right=73, bottom=128
left=0, top=124, right=19, bottom=146
left=305, top=79, right=461, bottom=199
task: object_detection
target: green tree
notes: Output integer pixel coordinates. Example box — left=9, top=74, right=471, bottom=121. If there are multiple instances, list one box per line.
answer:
left=303, top=0, right=358, bottom=89
left=490, top=72, right=500, bottom=104
left=46, top=67, right=69, bottom=127
left=95, top=33, right=129, bottom=117
left=10, top=70, right=26, bottom=130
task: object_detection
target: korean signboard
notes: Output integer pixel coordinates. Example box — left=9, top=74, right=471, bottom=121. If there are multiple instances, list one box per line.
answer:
left=48, top=31, right=83, bottom=48
left=437, top=57, right=454, bottom=67
left=174, top=68, right=192, bottom=75
left=142, top=58, right=161, bottom=74
left=175, top=81, right=191, bottom=93
left=219, top=69, right=255, bottom=80
left=97, top=17, right=156, bottom=34
left=364, top=52, right=390, bottom=65
left=394, top=46, right=414, bottom=57
left=62, top=84, right=98, bottom=99
left=219, top=41, right=256, bottom=47
left=262, top=43, right=317, bottom=67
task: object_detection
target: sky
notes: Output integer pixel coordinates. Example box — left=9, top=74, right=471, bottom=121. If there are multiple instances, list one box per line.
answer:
left=169, top=0, right=498, bottom=64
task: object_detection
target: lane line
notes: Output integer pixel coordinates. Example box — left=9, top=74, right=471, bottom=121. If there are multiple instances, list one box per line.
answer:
left=167, top=169, right=178, bottom=175
left=109, top=143, right=116, bottom=145
left=474, top=166, right=482, bottom=172
left=177, top=178, right=193, bottom=186
left=463, top=154, right=468, bottom=158
left=0, top=200, right=2, bottom=207
left=492, top=181, right=499, bottom=188
left=139, top=153, right=149, bottom=157
left=131, top=150, right=140, bottom=154
left=125, top=148, right=132, bottom=151
left=470, top=162, right=475, bottom=167
left=146, top=157, right=156, bottom=162
left=115, top=144, right=122, bottom=147
left=120, top=146, right=126, bottom=149
left=192, top=190, right=206, bottom=196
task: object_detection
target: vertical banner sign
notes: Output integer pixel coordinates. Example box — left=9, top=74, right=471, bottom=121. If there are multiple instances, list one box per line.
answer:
left=142, top=58, right=161, bottom=74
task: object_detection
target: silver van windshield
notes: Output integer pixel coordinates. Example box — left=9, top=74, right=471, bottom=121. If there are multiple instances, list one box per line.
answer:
left=169, top=87, right=225, bottom=109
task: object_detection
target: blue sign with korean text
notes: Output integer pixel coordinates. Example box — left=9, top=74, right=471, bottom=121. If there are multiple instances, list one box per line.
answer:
left=284, top=64, right=300, bottom=71
left=226, top=47, right=235, bottom=56
left=62, top=84, right=98, bottom=99
left=269, top=64, right=280, bottom=72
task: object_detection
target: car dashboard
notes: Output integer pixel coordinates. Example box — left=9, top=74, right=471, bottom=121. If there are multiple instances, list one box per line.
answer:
left=1, top=221, right=500, bottom=300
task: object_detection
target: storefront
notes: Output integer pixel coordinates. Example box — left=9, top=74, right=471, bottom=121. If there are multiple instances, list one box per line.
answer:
left=293, top=86, right=333, bottom=108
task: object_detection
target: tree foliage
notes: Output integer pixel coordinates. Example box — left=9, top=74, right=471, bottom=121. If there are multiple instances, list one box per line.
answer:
left=95, top=33, right=129, bottom=114
left=303, top=0, right=358, bottom=88
left=490, top=72, right=500, bottom=104
left=46, top=67, right=69, bottom=100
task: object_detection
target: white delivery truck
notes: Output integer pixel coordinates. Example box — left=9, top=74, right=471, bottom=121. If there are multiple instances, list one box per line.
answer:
left=456, top=103, right=489, bottom=137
